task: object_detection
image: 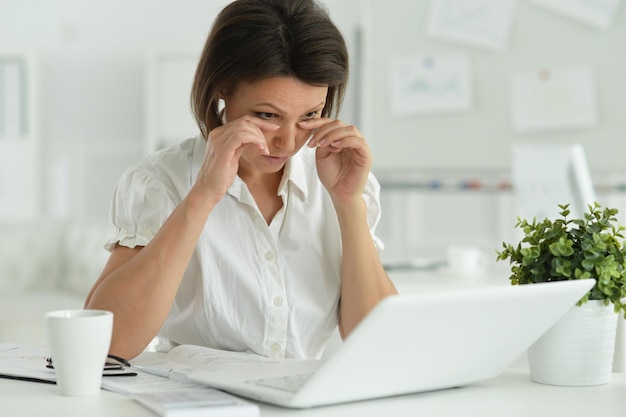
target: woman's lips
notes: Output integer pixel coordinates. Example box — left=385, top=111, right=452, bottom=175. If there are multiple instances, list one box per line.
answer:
left=265, top=155, right=289, bottom=165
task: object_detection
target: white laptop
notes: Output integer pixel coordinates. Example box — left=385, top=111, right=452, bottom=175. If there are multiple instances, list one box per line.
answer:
left=189, top=279, right=594, bottom=408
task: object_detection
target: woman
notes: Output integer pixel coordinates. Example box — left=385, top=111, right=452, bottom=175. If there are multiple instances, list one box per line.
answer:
left=85, top=0, right=397, bottom=360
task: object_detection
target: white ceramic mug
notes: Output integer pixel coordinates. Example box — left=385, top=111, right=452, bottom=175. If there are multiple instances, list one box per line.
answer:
left=45, top=309, right=113, bottom=396
left=446, top=245, right=488, bottom=276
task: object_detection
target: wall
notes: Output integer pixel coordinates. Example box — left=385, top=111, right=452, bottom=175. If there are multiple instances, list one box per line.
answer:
left=361, top=0, right=626, bottom=171
left=357, top=0, right=626, bottom=262
left=0, top=0, right=230, bottom=220
left=0, top=0, right=365, bottom=221
left=1, top=0, right=625, bottom=263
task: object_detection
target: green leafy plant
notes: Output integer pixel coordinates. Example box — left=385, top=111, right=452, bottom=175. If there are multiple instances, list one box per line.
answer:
left=497, top=202, right=626, bottom=317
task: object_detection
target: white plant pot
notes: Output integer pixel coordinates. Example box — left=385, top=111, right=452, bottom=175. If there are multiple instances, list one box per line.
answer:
left=528, top=299, right=618, bottom=386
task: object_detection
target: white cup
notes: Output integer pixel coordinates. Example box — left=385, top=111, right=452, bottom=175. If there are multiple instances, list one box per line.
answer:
left=446, top=245, right=488, bottom=276
left=45, top=309, right=113, bottom=396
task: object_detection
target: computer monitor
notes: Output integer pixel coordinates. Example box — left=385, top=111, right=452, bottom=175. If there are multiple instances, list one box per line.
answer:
left=511, top=143, right=596, bottom=222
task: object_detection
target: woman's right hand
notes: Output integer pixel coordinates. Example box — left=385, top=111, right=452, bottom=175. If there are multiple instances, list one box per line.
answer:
left=84, top=117, right=278, bottom=359
left=193, top=116, right=278, bottom=203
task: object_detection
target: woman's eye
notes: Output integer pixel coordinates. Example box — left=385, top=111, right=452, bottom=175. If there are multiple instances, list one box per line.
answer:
left=256, top=112, right=277, bottom=120
left=303, top=111, right=319, bottom=120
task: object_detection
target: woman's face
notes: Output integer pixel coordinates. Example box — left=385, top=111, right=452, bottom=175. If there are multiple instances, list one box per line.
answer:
left=222, top=77, right=328, bottom=176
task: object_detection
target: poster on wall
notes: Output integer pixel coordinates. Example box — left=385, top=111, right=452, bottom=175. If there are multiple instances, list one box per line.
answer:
left=426, top=0, right=517, bottom=51
left=389, top=53, right=472, bottom=116
left=510, top=66, right=597, bottom=133
left=529, top=0, right=621, bottom=30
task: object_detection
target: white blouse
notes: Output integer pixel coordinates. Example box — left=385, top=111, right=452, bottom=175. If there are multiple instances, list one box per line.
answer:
left=105, top=135, right=384, bottom=359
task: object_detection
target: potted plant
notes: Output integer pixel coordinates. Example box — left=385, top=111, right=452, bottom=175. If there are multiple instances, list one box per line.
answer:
left=497, top=202, right=626, bottom=386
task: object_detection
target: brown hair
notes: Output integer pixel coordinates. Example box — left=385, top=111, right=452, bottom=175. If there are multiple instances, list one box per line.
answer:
left=191, top=0, right=349, bottom=138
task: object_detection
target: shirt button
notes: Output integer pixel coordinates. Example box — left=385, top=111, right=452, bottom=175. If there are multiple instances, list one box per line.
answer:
left=271, top=343, right=281, bottom=354
left=265, top=250, right=275, bottom=261
left=273, top=297, right=284, bottom=307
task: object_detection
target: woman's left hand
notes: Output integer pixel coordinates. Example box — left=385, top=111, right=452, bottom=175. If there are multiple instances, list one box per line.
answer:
left=299, top=118, right=372, bottom=204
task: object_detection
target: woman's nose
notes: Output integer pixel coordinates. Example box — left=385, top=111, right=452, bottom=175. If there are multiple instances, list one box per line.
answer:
left=272, top=123, right=298, bottom=151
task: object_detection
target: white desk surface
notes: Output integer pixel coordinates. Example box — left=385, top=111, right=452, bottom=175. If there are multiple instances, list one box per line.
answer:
left=2, top=369, right=625, bottom=417
left=3, top=267, right=625, bottom=416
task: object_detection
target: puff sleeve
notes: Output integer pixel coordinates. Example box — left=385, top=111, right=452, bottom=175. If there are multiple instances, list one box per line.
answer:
left=104, top=166, right=177, bottom=251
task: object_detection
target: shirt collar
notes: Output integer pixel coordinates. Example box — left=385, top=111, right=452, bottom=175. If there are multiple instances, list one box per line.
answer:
left=278, top=148, right=309, bottom=200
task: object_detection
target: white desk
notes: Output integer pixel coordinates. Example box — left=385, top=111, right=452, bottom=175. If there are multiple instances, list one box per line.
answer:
left=2, top=369, right=626, bottom=417
left=3, top=266, right=625, bottom=415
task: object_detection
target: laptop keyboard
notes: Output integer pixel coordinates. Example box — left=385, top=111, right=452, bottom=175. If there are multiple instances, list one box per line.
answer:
left=247, top=372, right=315, bottom=393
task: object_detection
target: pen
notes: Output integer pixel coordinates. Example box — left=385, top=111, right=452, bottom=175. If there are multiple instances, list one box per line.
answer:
left=0, top=374, right=56, bottom=385
left=103, top=371, right=138, bottom=377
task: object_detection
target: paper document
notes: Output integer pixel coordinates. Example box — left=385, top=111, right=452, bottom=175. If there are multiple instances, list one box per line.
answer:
left=529, top=0, right=621, bottom=30
left=132, top=344, right=296, bottom=381
left=132, top=387, right=259, bottom=417
left=389, top=53, right=472, bottom=115
left=426, top=0, right=516, bottom=50
left=511, top=66, right=597, bottom=133
left=0, top=343, right=56, bottom=384
left=0, top=343, right=195, bottom=394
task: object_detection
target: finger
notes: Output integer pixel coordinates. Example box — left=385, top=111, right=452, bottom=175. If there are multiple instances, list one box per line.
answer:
left=211, top=123, right=270, bottom=156
left=327, top=137, right=368, bottom=154
left=231, top=131, right=270, bottom=155
left=304, top=119, right=343, bottom=147
left=298, top=117, right=334, bottom=130
left=309, top=124, right=363, bottom=148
